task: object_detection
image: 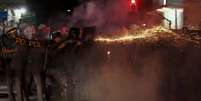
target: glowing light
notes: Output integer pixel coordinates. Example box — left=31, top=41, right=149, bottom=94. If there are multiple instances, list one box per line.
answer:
left=163, top=0, right=167, bottom=6
left=20, top=8, right=27, bottom=14
left=14, top=7, right=27, bottom=19
left=142, top=24, right=147, bottom=27
left=157, top=7, right=184, bottom=30
left=131, top=0, right=136, bottom=4
left=67, top=9, right=71, bottom=12
left=94, top=26, right=201, bottom=45
left=95, top=26, right=175, bottom=43
left=107, top=51, right=111, bottom=55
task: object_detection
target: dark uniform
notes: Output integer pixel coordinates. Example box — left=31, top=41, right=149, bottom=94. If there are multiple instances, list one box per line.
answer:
left=47, top=28, right=83, bottom=101
left=10, top=26, right=46, bottom=101
left=0, top=28, right=17, bottom=101
left=11, top=47, right=45, bottom=101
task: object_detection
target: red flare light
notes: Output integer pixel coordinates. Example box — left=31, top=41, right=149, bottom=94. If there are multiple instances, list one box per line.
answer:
left=131, top=0, right=136, bottom=4
left=130, top=0, right=137, bottom=12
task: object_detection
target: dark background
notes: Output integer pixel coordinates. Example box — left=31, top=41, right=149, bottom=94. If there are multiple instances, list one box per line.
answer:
left=26, top=0, right=80, bottom=23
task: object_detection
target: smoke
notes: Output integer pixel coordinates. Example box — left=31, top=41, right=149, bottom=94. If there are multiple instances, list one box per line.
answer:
left=72, top=43, right=201, bottom=101
left=70, top=0, right=164, bottom=35
left=46, top=1, right=201, bottom=101
left=70, top=0, right=103, bottom=27
left=72, top=45, right=163, bottom=101
left=48, top=0, right=162, bottom=34
left=70, top=0, right=132, bottom=33
left=48, top=32, right=201, bottom=101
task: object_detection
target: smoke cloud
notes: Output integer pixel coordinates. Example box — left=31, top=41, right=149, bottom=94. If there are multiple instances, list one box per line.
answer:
left=70, top=0, right=132, bottom=33
left=70, top=45, right=163, bottom=101
left=70, top=0, right=162, bottom=35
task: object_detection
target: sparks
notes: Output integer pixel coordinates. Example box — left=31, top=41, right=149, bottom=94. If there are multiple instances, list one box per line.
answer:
left=95, top=26, right=177, bottom=43
left=95, top=26, right=201, bottom=45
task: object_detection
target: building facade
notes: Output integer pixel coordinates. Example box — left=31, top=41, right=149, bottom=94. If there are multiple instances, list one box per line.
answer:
left=183, top=0, right=201, bottom=28
left=0, top=0, right=27, bottom=26
left=154, top=0, right=201, bottom=29
left=0, top=0, right=26, bottom=8
left=152, top=0, right=183, bottom=7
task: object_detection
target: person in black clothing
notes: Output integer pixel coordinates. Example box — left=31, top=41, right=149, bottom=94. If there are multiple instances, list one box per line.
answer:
left=10, top=24, right=46, bottom=101
left=0, top=27, right=17, bottom=101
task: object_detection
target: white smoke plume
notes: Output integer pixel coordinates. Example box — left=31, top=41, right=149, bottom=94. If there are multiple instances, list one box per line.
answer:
left=70, top=0, right=132, bottom=33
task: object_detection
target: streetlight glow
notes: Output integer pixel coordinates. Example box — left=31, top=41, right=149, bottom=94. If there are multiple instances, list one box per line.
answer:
left=14, top=7, right=27, bottom=20
left=20, top=7, right=27, bottom=14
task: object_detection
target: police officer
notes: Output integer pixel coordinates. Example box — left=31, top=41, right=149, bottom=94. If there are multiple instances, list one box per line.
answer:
left=1, top=27, right=17, bottom=101
left=47, top=28, right=79, bottom=101
left=11, top=23, right=45, bottom=101
left=56, top=27, right=82, bottom=53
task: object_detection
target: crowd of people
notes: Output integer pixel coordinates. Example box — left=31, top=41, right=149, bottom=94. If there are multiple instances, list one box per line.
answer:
left=0, top=20, right=96, bottom=101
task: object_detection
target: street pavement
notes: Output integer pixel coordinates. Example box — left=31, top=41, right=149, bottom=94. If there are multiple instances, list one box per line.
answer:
left=1, top=37, right=201, bottom=101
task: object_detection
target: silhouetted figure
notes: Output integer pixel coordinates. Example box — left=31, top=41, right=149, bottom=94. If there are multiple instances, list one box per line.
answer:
left=9, top=24, right=46, bottom=101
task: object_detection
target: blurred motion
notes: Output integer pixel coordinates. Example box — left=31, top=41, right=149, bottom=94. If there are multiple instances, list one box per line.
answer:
left=0, top=0, right=201, bottom=101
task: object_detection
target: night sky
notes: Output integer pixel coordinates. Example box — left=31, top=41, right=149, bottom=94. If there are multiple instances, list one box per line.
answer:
left=27, top=0, right=80, bottom=23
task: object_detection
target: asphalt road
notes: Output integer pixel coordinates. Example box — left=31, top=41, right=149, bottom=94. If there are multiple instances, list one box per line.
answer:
left=47, top=40, right=201, bottom=101
left=1, top=39, right=201, bottom=101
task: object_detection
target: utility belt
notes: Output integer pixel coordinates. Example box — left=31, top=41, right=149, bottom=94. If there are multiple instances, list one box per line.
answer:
left=0, top=48, right=16, bottom=58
